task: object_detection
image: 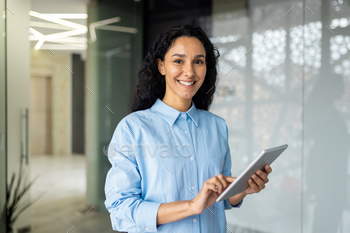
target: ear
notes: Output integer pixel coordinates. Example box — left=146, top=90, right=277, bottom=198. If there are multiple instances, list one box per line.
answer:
left=157, top=58, right=165, bottom=76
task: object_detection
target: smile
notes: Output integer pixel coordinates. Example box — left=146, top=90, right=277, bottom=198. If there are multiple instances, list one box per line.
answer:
left=178, top=80, right=196, bottom=86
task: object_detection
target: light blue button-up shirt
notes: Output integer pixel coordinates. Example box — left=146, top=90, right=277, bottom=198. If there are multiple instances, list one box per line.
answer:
left=104, top=98, right=242, bottom=233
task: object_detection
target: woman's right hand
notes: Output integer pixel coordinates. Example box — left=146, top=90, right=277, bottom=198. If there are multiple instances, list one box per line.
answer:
left=189, top=174, right=235, bottom=215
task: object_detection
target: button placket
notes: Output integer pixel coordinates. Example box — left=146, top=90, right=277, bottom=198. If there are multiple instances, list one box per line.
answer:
left=177, top=112, right=199, bottom=210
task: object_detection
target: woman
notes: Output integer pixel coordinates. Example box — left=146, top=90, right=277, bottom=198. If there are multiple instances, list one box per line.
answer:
left=104, top=24, right=272, bottom=233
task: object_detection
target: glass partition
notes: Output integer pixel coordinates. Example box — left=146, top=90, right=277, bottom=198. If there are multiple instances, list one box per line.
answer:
left=0, top=0, right=7, bottom=232
left=210, top=0, right=350, bottom=232
left=211, top=1, right=303, bottom=232
left=86, top=0, right=143, bottom=211
left=303, top=0, right=350, bottom=232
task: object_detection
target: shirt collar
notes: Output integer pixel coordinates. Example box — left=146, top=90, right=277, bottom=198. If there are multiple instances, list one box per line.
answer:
left=150, top=98, right=199, bottom=127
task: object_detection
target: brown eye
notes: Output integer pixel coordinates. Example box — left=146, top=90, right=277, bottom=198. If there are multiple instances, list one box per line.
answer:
left=174, top=60, right=183, bottom=64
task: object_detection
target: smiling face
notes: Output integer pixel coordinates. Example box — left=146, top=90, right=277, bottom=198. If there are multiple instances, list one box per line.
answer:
left=157, top=36, right=207, bottom=109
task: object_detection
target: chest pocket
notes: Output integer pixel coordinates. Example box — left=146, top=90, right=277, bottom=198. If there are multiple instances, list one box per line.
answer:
left=203, top=157, right=224, bottom=175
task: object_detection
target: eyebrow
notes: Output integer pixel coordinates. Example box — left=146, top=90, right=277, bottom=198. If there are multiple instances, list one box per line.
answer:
left=171, top=54, right=205, bottom=59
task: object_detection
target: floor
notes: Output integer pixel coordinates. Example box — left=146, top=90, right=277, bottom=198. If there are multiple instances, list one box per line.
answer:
left=30, top=154, right=117, bottom=233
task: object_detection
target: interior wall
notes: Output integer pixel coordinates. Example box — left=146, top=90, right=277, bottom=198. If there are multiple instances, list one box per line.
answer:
left=30, top=76, right=52, bottom=155
left=31, top=50, right=72, bottom=156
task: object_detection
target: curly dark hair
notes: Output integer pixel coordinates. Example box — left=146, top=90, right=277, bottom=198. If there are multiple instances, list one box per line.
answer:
left=131, top=24, right=220, bottom=112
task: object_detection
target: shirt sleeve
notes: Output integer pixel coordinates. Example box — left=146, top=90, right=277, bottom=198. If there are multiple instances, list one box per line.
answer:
left=104, top=119, right=163, bottom=232
left=222, top=122, right=243, bottom=210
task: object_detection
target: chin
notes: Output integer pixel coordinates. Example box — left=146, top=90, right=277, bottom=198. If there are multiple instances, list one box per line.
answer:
left=179, top=94, right=195, bottom=100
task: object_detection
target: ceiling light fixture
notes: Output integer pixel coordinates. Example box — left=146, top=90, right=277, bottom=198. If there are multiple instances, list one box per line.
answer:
left=29, top=11, right=87, bottom=50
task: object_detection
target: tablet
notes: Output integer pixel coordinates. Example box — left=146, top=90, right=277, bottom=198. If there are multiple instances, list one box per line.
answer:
left=216, top=144, right=288, bottom=202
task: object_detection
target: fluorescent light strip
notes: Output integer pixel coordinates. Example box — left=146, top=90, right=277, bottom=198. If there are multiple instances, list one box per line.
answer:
left=30, top=21, right=72, bottom=30
left=89, top=24, right=97, bottom=42
left=99, top=25, right=138, bottom=34
left=45, top=29, right=87, bottom=40
left=35, top=39, right=45, bottom=50
left=89, top=17, right=121, bottom=42
left=44, top=14, right=88, bottom=19
left=27, top=27, right=46, bottom=50
left=92, top=17, right=121, bottom=27
left=29, top=36, right=87, bottom=44
left=39, top=44, right=87, bottom=50
left=29, top=11, right=86, bottom=30
left=30, top=28, right=86, bottom=50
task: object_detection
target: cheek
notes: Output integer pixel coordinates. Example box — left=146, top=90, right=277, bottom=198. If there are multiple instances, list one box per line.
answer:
left=167, top=65, right=182, bottom=76
left=198, top=67, right=207, bottom=79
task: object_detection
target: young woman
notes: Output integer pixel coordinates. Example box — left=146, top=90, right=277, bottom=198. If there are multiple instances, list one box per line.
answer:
left=104, top=24, right=272, bottom=233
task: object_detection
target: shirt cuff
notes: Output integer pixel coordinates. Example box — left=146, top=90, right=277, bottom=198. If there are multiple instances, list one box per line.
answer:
left=224, top=199, right=233, bottom=210
left=135, top=201, right=163, bottom=232
left=224, top=199, right=243, bottom=210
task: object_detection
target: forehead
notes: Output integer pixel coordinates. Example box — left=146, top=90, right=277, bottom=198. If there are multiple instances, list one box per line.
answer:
left=167, top=36, right=206, bottom=55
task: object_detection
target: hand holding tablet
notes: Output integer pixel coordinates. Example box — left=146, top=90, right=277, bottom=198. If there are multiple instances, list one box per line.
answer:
left=216, top=144, right=288, bottom=202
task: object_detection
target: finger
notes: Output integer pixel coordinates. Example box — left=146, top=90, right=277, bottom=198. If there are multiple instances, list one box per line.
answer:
left=256, top=170, right=269, bottom=183
left=248, top=178, right=260, bottom=193
left=264, top=165, right=272, bottom=174
left=205, top=182, right=221, bottom=194
left=210, top=177, right=224, bottom=193
left=216, top=175, right=232, bottom=192
left=213, top=175, right=234, bottom=193
left=223, top=176, right=236, bottom=182
left=252, top=174, right=265, bottom=190
left=223, top=176, right=236, bottom=187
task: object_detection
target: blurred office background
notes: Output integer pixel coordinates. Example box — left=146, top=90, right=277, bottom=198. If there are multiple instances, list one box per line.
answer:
left=0, top=0, right=349, bottom=232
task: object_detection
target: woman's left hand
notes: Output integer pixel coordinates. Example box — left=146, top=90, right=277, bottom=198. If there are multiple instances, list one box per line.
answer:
left=244, top=165, right=272, bottom=195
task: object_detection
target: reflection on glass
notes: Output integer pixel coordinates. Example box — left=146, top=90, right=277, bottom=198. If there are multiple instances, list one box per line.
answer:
left=305, top=74, right=349, bottom=233
left=212, top=0, right=350, bottom=232
left=212, top=1, right=303, bottom=232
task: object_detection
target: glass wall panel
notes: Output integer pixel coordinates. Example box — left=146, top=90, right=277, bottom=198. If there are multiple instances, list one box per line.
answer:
left=86, top=0, right=143, bottom=211
left=0, top=0, right=7, bottom=232
left=211, top=0, right=303, bottom=232
left=303, top=0, right=350, bottom=233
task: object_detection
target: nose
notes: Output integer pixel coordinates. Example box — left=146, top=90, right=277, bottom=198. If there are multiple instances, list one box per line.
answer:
left=183, top=62, right=194, bottom=77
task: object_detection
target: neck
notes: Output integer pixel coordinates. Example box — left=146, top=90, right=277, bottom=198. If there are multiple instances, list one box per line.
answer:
left=162, top=95, right=192, bottom=112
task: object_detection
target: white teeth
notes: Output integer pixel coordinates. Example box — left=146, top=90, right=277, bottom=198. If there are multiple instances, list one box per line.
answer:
left=178, top=80, right=195, bottom=86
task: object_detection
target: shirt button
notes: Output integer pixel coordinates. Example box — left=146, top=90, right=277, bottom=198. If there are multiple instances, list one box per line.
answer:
left=190, top=157, right=194, bottom=161
left=145, top=227, right=149, bottom=230
left=193, top=218, right=197, bottom=222
left=192, top=186, right=195, bottom=190
left=182, top=114, right=186, bottom=118
left=184, top=130, right=188, bottom=134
